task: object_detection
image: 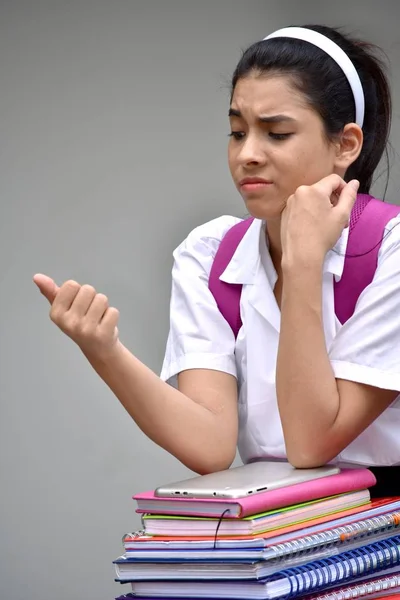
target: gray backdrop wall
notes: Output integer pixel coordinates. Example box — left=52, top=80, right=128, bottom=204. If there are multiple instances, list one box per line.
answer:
left=1, top=1, right=399, bottom=599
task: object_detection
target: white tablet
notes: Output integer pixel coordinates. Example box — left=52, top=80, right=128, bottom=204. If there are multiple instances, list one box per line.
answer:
left=154, top=461, right=340, bottom=499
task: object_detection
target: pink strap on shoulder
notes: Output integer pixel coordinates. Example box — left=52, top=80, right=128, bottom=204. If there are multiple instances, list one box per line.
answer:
left=208, top=218, right=254, bottom=338
left=334, top=194, right=400, bottom=324
left=209, top=196, right=400, bottom=337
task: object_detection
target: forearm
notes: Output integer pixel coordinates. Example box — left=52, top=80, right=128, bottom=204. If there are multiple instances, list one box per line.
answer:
left=276, top=259, right=340, bottom=466
left=84, top=342, right=234, bottom=474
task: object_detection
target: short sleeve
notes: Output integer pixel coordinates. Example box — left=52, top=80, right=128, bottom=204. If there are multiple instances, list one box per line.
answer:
left=329, top=216, right=400, bottom=391
left=160, top=216, right=242, bottom=387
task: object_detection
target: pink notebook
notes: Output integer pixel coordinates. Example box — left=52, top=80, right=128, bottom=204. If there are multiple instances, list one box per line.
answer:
left=133, top=468, right=376, bottom=518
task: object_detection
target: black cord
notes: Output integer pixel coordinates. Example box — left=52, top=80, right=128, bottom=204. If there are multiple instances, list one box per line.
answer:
left=213, top=509, right=231, bottom=549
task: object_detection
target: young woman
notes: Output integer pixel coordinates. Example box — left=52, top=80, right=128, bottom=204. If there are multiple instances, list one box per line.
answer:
left=34, top=24, right=400, bottom=496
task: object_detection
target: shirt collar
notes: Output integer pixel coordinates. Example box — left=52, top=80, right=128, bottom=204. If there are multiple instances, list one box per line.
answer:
left=219, top=217, right=349, bottom=285
left=219, top=218, right=263, bottom=285
left=329, top=226, right=349, bottom=281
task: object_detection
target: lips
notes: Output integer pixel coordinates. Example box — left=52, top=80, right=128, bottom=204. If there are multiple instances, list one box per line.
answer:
left=239, top=177, right=272, bottom=186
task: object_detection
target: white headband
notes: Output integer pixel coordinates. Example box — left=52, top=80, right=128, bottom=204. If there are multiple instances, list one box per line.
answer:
left=263, top=27, right=365, bottom=128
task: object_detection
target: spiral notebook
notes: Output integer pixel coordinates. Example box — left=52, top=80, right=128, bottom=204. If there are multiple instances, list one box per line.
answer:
left=126, top=535, right=400, bottom=600
left=123, top=502, right=400, bottom=561
left=114, top=572, right=400, bottom=600
left=115, top=525, right=400, bottom=581
left=115, top=572, right=400, bottom=600
left=124, top=498, right=400, bottom=551
left=307, top=571, right=400, bottom=600
left=115, top=531, right=400, bottom=581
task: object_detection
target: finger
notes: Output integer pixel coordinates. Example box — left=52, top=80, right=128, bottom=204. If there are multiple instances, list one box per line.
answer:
left=68, top=284, right=97, bottom=317
left=335, top=179, right=360, bottom=218
left=51, top=280, right=81, bottom=313
left=85, top=293, right=109, bottom=326
left=33, top=274, right=60, bottom=305
left=100, top=306, right=119, bottom=333
left=313, top=174, right=347, bottom=198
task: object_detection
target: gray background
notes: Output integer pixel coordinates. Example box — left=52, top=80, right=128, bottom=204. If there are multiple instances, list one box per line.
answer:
left=1, top=1, right=399, bottom=599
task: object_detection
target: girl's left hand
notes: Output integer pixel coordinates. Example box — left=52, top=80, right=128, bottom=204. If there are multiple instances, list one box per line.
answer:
left=280, top=174, right=360, bottom=266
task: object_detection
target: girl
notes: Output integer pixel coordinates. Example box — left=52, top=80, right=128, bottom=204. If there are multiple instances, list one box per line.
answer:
left=34, top=24, right=400, bottom=496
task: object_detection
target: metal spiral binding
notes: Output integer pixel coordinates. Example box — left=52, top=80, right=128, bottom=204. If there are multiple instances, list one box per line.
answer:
left=270, top=512, right=400, bottom=563
left=270, top=534, right=400, bottom=599
left=312, top=572, right=400, bottom=600
left=121, top=530, right=146, bottom=544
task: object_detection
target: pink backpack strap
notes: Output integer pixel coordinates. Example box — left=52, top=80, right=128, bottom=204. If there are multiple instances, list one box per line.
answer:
left=209, top=196, right=400, bottom=337
left=334, top=194, right=400, bottom=324
left=208, top=218, right=254, bottom=338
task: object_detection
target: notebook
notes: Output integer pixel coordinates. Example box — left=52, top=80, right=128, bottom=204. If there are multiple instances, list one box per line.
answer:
left=127, top=535, right=400, bottom=599
left=115, top=528, right=400, bottom=581
left=125, top=498, right=400, bottom=548
left=116, top=571, right=400, bottom=600
left=141, top=490, right=370, bottom=537
left=114, top=532, right=400, bottom=582
left=116, top=597, right=400, bottom=600
left=307, top=571, right=400, bottom=600
left=134, top=468, right=376, bottom=518
left=123, top=500, right=400, bottom=561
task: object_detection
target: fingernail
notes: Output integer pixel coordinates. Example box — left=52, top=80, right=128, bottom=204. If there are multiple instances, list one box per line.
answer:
left=349, top=180, right=360, bottom=191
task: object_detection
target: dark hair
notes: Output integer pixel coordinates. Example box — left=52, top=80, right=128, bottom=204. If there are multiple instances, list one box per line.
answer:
left=231, top=25, right=392, bottom=194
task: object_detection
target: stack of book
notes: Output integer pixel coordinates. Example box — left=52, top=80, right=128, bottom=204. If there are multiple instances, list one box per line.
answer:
left=113, top=467, right=400, bottom=600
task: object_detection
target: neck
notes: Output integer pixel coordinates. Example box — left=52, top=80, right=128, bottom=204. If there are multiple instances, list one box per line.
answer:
left=265, top=218, right=282, bottom=272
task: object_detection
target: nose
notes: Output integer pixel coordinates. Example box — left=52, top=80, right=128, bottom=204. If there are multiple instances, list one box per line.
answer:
left=238, top=134, right=266, bottom=167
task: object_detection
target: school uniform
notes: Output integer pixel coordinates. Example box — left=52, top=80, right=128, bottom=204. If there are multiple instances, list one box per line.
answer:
left=160, top=215, right=400, bottom=496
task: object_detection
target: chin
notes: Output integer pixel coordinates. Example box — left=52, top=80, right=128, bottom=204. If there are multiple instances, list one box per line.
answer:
left=243, top=198, right=284, bottom=221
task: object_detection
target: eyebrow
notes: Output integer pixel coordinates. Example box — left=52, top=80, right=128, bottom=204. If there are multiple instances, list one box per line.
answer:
left=228, top=108, right=296, bottom=123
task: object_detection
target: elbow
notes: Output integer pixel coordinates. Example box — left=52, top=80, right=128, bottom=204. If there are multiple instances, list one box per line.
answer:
left=286, top=439, right=338, bottom=470
left=287, top=451, right=330, bottom=469
left=178, top=428, right=238, bottom=475
left=190, top=455, right=235, bottom=476
left=183, top=449, right=236, bottom=476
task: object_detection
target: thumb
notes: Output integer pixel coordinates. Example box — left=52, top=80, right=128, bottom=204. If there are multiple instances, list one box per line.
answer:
left=337, top=179, right=360, bottom=220
left=33, top=273, right=60, bottom=305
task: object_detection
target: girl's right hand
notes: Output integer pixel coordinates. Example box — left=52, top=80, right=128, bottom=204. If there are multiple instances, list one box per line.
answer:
left=33, top=274, right=120, bottom=361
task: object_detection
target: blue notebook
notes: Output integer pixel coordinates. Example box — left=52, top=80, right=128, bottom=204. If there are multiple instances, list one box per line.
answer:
left=123, top=535, right=400, bottom=599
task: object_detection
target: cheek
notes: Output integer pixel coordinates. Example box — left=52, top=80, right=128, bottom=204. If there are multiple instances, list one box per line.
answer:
left=290, top=147, right=321, bottom=172
left=276, top=150, right=318, bottom=192
left=227, top=146, right=236, bottom=174
left=279, top=150, right=309, bottom=181
left=286, top=149, right=334, bottom=188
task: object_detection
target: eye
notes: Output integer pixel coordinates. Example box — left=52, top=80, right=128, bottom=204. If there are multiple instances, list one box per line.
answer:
left=228, top=131, right=245, bottom=140
left=269, top=132, right=292, bottom=141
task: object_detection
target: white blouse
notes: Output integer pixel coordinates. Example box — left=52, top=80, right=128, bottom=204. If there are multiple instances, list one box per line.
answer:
left=160, top=214, right=400, bottom=467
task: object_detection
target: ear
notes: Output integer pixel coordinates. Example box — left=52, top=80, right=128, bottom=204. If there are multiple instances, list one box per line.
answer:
left=333, top=123, right=364, bottom=170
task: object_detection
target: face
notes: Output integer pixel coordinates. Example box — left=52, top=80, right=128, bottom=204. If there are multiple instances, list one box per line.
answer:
left=228, top=74, right=340, bottom=220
